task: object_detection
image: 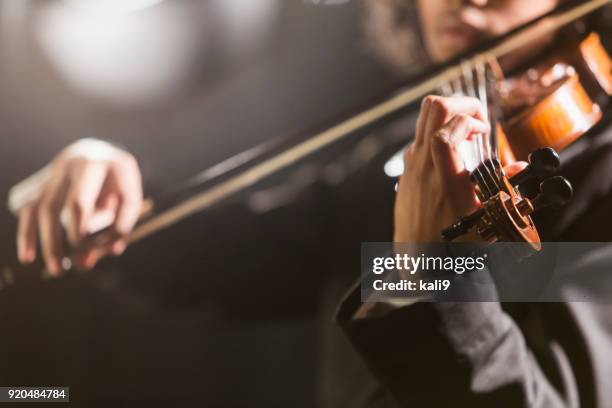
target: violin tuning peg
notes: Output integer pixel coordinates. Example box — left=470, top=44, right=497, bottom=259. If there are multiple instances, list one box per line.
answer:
left=532, top=176, right=574, bottom=211
left=529, top=147, right=560, bottom=177
left=509, top=147, right=560, bottom=187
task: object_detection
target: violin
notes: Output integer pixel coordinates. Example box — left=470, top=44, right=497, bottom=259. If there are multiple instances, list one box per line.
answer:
left=2, top=0, right=612, bottom=288
left=441, top=25, right=612, bottom=257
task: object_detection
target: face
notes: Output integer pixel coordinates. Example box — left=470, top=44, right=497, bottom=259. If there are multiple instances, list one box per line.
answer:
left=417, top=0, right=559, bottom=62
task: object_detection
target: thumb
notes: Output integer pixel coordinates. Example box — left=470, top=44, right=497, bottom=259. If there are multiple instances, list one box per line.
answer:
left=504, top=161, right=528, bottom=178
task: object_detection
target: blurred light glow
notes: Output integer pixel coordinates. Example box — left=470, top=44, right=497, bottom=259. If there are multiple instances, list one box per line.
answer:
left=62, top=0, right=165, bottom=16
left=1, top=0, right=29, bottom=19
left=37, top=0, right=280, bottom=107
left=215, top=0, right=280, bottom=58
left=37, top=1, right=208, bottom=107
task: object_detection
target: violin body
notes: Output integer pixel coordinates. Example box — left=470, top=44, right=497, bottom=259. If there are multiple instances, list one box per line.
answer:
left=502, top=72, right=601, bottom=161
left=498, top=32, right=612, bottom=162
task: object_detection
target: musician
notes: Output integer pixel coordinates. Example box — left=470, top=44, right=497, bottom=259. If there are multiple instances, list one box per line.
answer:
left=9, top=0, right=612, bottom=407
left=14, top=0, right=568, bottom=276
left=334, top=0, right=612, bottom=407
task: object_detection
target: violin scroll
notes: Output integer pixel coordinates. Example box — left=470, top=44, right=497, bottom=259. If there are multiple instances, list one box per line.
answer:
left=442, top=149, right=573, bottom=258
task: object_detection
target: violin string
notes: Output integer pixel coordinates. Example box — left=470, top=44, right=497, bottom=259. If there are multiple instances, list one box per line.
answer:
left=476, top=59, right=490, bottom=160
left=450, top=66, right=492, bottom=200
left=464, top=58, right=494, bottom=196
left=470, top=60, right=488, bottom=183
left=477, top=59, right=504, bottom=195
left=440, top=82, right=453, bottom=97
left=452, top=77, right=463, bottom=96
left=442, top=76, right=470, bottom=170
left=486, top=55, right=505, bottom=161
left=458, top=61, right=494, bottom=199
left=475, top=58, right=503, bottom=195
left=479, top=58, right=503, bottom=191
left=430, top=71, right=493, bottom=201
left=462, top=61, right=477, bottom=98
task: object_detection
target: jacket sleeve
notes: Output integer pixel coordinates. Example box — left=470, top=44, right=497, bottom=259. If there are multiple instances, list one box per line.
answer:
left=337, top=287, right=576, bottom=408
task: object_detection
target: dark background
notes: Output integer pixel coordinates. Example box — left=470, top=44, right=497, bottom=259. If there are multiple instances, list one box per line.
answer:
left=0, top=1, right=410, bottom=406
